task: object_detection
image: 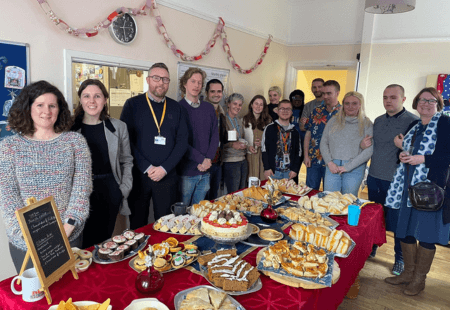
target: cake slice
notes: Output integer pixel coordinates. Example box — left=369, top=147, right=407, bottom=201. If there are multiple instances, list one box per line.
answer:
left=185, top=287, right=210, bottom=303
left=180, top=297, right=214, bottom=310
left=208, top=289, right=227, bottom=310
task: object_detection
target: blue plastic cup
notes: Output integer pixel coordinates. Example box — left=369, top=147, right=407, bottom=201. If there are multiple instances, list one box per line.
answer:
left=347, top=204, right=361, bottom=226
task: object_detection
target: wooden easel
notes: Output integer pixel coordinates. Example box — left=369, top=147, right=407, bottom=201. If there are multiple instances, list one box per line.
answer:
left=15, top=197, right=79, bottom=305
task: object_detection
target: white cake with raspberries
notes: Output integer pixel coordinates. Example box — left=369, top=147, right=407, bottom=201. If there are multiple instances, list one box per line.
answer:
left=201, top=210, right=248, bottom=238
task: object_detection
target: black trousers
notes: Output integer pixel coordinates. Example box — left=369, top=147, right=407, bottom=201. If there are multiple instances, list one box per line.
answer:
left=82, top=174, right=122, bottom=248
left=128, top=167, right=178, bottom=229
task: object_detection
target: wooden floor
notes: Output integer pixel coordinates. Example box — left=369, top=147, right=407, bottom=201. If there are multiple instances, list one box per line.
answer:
left=297, top=166, right=450, bottom=310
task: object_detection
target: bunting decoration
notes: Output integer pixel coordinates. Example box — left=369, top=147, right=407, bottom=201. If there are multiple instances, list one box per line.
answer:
left=35, top=0, right=272, bottom=74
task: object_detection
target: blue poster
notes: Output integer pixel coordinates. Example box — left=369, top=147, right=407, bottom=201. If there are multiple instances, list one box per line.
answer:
left=0, top=40, right=29, bottom=141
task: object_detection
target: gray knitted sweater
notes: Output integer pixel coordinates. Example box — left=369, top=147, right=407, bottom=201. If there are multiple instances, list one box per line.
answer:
left=0, top=132, right=92, bottom=251
left=320, top=116, right=373, bottom=172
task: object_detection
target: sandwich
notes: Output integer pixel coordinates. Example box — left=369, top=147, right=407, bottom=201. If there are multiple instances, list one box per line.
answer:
left=326, top=229, right=343, bottom=253
left=315, top=226, right=331, bottom=248
left=336, top=237, right=351, bottom=255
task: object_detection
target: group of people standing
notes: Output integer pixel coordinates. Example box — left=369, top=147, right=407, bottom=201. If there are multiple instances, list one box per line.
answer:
left=0, top=62, right=449, bottom=298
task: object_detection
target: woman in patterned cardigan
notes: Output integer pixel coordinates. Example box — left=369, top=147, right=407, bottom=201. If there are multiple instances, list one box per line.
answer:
left=0, top=81, right=92, bottom=273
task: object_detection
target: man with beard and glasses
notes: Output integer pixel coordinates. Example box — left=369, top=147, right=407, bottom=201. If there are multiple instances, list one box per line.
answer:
left=300, top=78, right=325, bottom=132
left=121, top=63, right=188, bottom=228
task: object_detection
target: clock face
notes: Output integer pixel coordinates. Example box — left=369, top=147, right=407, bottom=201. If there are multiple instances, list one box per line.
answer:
left=109, top=13, right=137, bottom=44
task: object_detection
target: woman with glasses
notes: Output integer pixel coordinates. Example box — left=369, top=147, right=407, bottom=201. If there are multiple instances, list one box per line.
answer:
left=222, top=93, right=248, bottom=193
left=72, top=79, right=133, bottom=248
left=243, top=95, right=272, bottom=180
left=320, top=91, right=373, bottom=196
left=384, top=87, right=450, bottom=296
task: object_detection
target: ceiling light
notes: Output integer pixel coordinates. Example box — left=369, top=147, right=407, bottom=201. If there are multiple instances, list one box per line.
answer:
left=365, top=0, right=415, bottom=14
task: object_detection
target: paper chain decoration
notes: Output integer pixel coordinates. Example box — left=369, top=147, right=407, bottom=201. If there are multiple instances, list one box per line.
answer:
left=36, top=0, right=272, bottom=74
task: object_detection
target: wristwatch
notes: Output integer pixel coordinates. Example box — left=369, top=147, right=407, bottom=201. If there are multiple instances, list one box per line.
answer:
left=65, top=218, right=76, bottom=226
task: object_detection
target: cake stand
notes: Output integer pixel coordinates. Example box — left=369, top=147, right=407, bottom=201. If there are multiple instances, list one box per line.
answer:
left=199, top=223, right=253, bottom=251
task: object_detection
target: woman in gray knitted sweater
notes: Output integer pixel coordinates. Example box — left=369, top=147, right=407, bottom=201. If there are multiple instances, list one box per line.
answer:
left=320, top=91, right=373, bottom=196
left=0, top=81, right=92, bottom=273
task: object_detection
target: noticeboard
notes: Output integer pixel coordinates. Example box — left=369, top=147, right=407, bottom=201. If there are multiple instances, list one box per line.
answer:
left=15, top=197, right=77, bottom=304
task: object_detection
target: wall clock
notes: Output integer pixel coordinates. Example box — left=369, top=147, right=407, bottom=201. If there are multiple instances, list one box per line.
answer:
left=109, top=13, right=137, bottom=45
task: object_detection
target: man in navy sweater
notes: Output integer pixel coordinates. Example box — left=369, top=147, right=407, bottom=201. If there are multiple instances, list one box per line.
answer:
left=178, top=68, right=219, bottom=205
left=121, top=63, right=188, bottom=228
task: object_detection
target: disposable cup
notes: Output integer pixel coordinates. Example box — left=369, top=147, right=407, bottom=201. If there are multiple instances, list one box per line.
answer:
left=347, top=204, right=361, bottom=226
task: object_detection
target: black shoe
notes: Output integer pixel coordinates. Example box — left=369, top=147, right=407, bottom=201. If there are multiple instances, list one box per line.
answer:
left=369, top=245, right=378, bottom=258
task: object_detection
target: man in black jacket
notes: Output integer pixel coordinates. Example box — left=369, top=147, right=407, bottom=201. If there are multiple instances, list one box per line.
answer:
left=120, top=63, right=188, bottom=227
left=262, top=99, right=302, bottom=181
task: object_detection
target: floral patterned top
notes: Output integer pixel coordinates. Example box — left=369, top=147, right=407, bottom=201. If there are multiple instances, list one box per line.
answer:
left=304, top=102, right=341, bottom=166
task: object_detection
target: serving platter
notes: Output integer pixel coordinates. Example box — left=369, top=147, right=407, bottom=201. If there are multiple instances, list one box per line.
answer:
left=311, top=191, right=370, bottom=216
left=153, top=222, right=201, bottom=236
left=174, top=285, right=246, bottom=310
left=233, top=190, right=291, bottom=206
left=92, top=235, right=150, bottom=264
left=262, top=184, right=313, bottom=197
left=128, top=252, right=199, bottom=273
left=277, top=202, right=340, bottom=230
left=48, top=301, right=112, bottom=310
left=124, top=298, right=169, bottom=310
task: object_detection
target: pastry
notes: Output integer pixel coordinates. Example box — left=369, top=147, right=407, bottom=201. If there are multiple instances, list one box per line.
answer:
left=117, top=244, right=130, bottom=255
left=78, top=250, right=92, bottom=260
left=134, top=257, right=147, bottom=271
left=171, top=255, right=185, bottom=269
left=209, top=289, right=227, bottom=309
left=133, top=233, right=146, bottom=244
left=112, top=235, right=127, bottom=244
left=75, top=259, right=89, bottom=270
left=184, top=243, right=198, bottom=250
left=154, top=257, right=171, bottom=272
left=185, top=248, right=199, bottom=257
left=102, top=241, right=118, bottom=250
left=108, top=250, right=124, bottom=261
left=125, top=239, right=138, bottom=251
left=97, top=248, right=112, bottom=260
left=123, top=229, right=135, bottom=240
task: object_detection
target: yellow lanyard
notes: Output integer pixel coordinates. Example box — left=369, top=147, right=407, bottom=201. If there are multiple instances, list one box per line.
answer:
left=146, top=93, right=166, bottom=136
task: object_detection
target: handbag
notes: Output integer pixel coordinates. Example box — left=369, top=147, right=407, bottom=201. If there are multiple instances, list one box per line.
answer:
left=406, top=131, right=448, bottom=211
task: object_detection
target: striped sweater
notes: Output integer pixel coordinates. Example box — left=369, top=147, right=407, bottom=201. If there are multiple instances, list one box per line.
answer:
left=0, top=132, right=92, bottom=251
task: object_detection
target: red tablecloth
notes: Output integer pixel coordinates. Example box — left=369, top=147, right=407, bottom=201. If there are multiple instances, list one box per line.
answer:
left=0, top=191, right=386, bottom=310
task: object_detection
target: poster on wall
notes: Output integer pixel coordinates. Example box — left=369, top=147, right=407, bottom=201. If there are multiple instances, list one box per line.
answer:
left=0, top=40, right=30, bottom=141
left=177, top=62, right=230, bottom=108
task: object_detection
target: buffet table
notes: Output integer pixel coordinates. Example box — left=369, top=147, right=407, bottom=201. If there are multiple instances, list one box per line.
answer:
left=0, top=190, right=386, bottom=310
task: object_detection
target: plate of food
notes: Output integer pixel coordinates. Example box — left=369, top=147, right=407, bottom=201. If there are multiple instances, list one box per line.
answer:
left=71, top=248, right=93, bottom=273
left=174, top=285, right=245, bottom=310
left=49, top=298, right=111, bottom=310
left=241, top=224, right=288, bottom=247
left=239, top=187, right=291, bottom=206
left=153, top=213, right=202, bottom=235
left=129, top=237, right=200, bottom=273
left=197, top=248, right=262, bottom=296
left=124, top=298, right=169, bottom=310
left=264, top=178, right=313, bottom=196
left=190, top=197, right=266, bottom=218
left=93, top=230, right=149, bottom=264
left=258, top=229, right=284, bottom=241
left=288, top=224, right=356, bottom=258
left=277, top=204, right=339, bottom=229
left=297, top=191, right=359, bottom=215
left=257, top=240, right=338, bottom=288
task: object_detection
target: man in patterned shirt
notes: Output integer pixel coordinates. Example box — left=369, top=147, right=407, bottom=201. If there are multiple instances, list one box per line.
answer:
left=303, top=80, right=341, bottom=190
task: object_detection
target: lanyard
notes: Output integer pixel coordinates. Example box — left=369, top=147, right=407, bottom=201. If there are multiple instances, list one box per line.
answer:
left=278, top=125, right=290, bottom=153
left=146, top=93, right=166, bottom=136
left=227, top=114, right=241, bottom=138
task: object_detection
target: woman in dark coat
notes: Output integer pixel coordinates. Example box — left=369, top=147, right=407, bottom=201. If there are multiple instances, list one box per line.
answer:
left=384, top=87, right=450, bottom=296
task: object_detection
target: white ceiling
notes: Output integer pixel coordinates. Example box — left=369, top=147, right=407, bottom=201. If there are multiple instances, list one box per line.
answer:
left=159, top=0, right=450, bottom=46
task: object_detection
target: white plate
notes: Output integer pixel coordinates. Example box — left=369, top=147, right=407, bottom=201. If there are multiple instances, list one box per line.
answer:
left=72, top=247, right=93, bottom=272
left=124, top=298, right=169, bottom=310
left=49, top=301, right=112, bottom=310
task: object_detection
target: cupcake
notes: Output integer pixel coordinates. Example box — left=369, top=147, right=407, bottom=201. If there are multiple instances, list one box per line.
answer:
left=123, top=230, right=136, bottom=240
left=102, top=241, right=118, bottom=250
left=98, top=248, right=113, bottom=260
left=117, top=244, right=130, bottom=255
left=109, top=250, right=124, bottom=262
left=112, top=235, right=127, bottom=245
left=125, top=239, right=138, bottom=251
left=134, top=233, right=146, bottom=245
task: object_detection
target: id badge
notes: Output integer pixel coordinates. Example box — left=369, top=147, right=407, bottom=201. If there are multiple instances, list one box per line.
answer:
left=283, top=153, right=290, bottom=165
left=154, top=135, right=166, bottom=145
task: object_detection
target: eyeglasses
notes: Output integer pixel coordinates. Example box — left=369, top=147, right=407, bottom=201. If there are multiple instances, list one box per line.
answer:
left=149, top=75, right=170, bottom=84
left=418, top=98, right=437, bottom=105
left=278, top=108, right=292, bottom=112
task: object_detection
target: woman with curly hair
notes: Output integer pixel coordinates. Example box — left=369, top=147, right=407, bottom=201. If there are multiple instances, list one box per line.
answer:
left=0, top=80, right=92, bottom=272
left=72, top=79, right=133, bottom=248
left=243, top=95, right=272, bottom=180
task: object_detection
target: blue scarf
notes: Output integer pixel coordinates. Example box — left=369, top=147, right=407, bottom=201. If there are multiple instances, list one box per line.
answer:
left=385, top=112, right=441, bottom=209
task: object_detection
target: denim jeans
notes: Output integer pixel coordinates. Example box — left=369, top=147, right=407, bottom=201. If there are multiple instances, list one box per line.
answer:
left=324, top=159, right=366, bottom=196
left=273, top=170, right=290, bottom=180
left=180, top=173, right=210, bottom=206
left=367, top=175, right=403, bottom=261
left=223, top=160, right=248, bottom=193
left=306, top=163, right=326, bottom=190
left=206, top=162, right=222, bottom=200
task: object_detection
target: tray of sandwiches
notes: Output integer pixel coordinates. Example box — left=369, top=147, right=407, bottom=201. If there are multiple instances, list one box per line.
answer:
left=297, top=191, right=361, bottom=215
left=240, top=186, right=291, bottom=206
left=277, top=202, right=339, bottom=229
left=197, top=248, right=262, bottom=296
left=174, top=285, right=245, bottom=310
left=129, top=237, right=199, bottom=272
left=153, top=214, right=202, bottom=235
left=264, top=178, right=313, bottom=197
left=256, top=240, right=340, bottom=289
left=190, top=198, right=266, bottom=218
left=93, top=230, right=149, bottom=264
left=289, top=223, right=355, bottom=258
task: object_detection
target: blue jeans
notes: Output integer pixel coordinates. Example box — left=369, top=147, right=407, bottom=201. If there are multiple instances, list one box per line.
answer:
left=206, top=162, right=222, bottom=200
left=367, top=175, right=403, bottom=261
left=180, top=173, right=210, bottom=206
left=273, top=170, right=290, bottom=180
left=223, top=160, right=248, bottom=193
left=306, top=163, right=326, bottom=190
left=324, top=159, right=366, bottom=196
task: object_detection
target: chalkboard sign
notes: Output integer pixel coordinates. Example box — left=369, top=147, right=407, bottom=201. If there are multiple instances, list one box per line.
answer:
left=15, top=196, right=78, bottom=304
